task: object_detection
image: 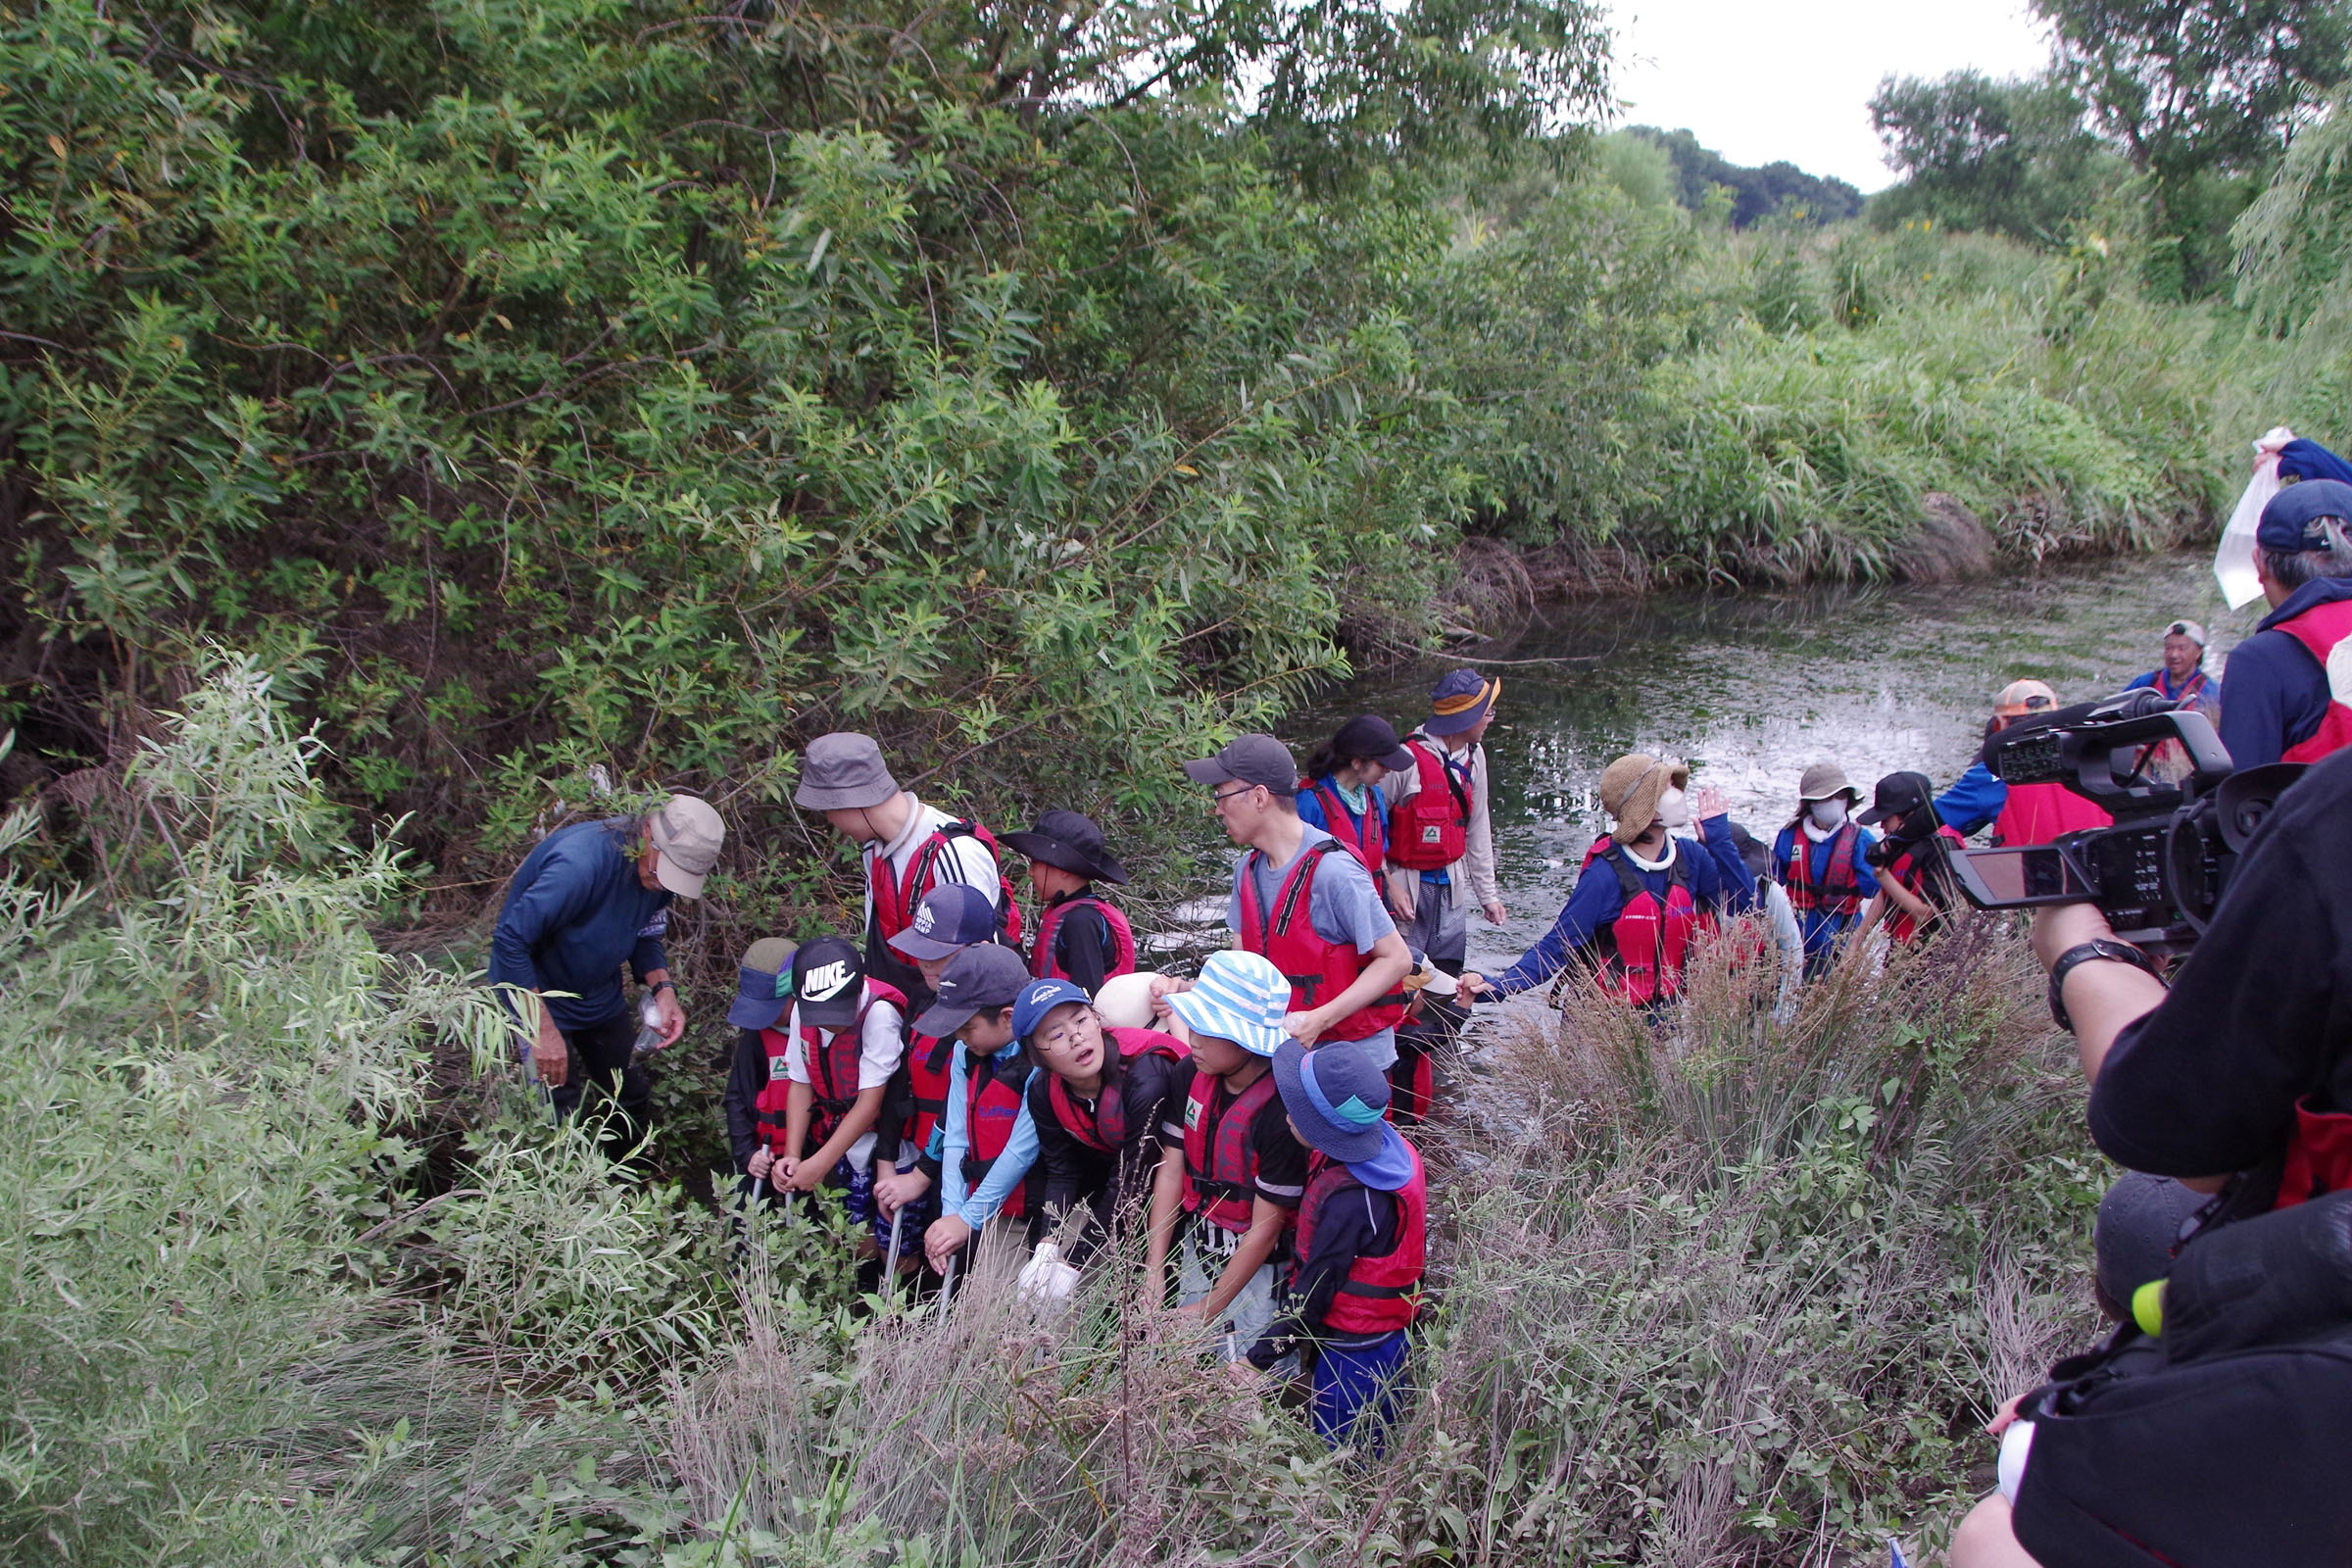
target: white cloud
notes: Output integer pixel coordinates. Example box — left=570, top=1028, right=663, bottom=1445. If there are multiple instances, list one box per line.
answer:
left=1607, top=0, right=2055, bottom=192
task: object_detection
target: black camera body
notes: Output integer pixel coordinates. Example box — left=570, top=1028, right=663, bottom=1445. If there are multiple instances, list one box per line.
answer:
left=1949, top=689, right=2303, bottom=954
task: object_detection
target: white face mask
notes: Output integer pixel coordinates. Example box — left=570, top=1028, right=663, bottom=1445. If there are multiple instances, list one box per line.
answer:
left=1808, top=798, right=1848, bottom=830
left=1656, top=787, right=1690, bottom=830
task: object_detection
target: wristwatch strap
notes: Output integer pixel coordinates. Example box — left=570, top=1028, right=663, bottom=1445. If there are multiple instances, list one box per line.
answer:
left=2047, top=939, right=2159, bottom=1032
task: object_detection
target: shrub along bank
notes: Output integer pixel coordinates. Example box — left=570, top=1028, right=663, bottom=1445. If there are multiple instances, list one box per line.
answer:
left=0, top=667, right=2102, bottom=1566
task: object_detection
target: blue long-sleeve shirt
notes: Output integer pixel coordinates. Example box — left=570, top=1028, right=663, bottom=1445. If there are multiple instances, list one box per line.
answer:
left=2217, top=578, right=2352, bottom=769
left=1297, top=775, right=1388, bottom=848
left=2124, top=664, right=2223, bottom=719
left=1771, top=822, right=1883, bottom=964
left=1934, top=762, right=2006, bottom=839
left=1486, top=816, right=1755, bottom=996
left=487, top=816, right=670, bottom=1029
left=930, top=1041, right=1042, bottom=1227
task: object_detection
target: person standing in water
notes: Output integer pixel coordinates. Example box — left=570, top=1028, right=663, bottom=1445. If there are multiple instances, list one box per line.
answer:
left=1773, top=762, right=1880, bottom=977
left=1380, top=671, right=1506, bottom=975
left=1297, top=714, right=1415, bottom=877
left=2124, top=619, right=2222, bottom=722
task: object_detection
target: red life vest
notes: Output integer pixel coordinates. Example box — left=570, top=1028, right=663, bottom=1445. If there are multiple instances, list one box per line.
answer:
left=1293, top=1144, right=1427, bottom=1335
left=894, top=1031, right=954, bottom=1165
left=752, top=1025, right=797, bottom=1157
left=1388, top=739, right=1472, bottom=870
left=1783, top=821, right=1866, bottom=917
left=1235, top=840, right=1407, bottom=1042
left=867, top=815, right=1025, bottom=948
left=1181, top=1068, right=1285, bottom=1235
left=1592, top=846, right=1698, bottom=1005
left=1301, top=776, right=1388, bottom=875
left=1990, top=781, right=2114, bottom=847
left=2279, top=1098, right=2352, bottom=1210
left=1045, top=1027, right=1185, bottom=1153
left=1029, top=892, right=1138, bottom=986
left=1885, top=826, right=1968, bottom=943
left=786, top=979, right=907, bottom=1150
left=958, top=1045, right=1038, bottom=1219
left=2274, top=598, right=2352, bottom=764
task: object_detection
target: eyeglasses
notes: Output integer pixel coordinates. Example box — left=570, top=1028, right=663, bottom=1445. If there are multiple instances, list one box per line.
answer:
left=1031, top=1008, right=1101, bottom=1050
left=1210, top=785, right=1260, bottom=806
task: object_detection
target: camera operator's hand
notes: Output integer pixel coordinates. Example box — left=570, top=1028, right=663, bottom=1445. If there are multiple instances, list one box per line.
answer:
left=2032, top=902, right=2167, bottom=1085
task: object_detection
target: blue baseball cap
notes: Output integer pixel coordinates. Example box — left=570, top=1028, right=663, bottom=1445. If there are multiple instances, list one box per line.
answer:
left=1013, top=976, right=1092, bottom=1044
left=2257, top=479, right=2352, bottom=553
left=886, top=883, right=999, bottom=960
left=1272, top=1038, right=1392, bottom=1163
left=725, top=937, right=798, bottom=1030
left=1164, top=950, right=1292, bottom=1056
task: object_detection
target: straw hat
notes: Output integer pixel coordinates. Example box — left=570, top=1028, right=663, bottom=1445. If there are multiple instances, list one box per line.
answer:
left=1597, top=753, right=1690, bottom=844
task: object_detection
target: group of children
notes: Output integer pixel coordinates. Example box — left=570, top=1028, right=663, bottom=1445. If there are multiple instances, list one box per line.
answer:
left=715, top=728, right=1457, bottom=1452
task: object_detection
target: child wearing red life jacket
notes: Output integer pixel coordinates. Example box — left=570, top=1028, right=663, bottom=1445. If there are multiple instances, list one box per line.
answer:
left=1855, top=770, right=1966, bottom=945
left=1390, top=949, right=1464, bottom=1124
left=1004, top=810, right=1137, bottom=995
left=1018, top=977, right=1194, bottom=1265
left=909, top=943, right=1043, bottom=1276
left=1296, top=714, right=1415, bottom=879
left=1246, top=1037, right=1426, bottom=1455
left=1772, top=760, right=1882, bottom=978
left=720, top=936, right=800, bottom=1198
left=744, top=936, right=906, bottom=1238
left=1149, top=950, right=1311, bottom=1362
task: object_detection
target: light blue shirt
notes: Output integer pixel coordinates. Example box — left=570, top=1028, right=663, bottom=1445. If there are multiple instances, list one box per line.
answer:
left=931, top=1040, right=1041, bottom=1227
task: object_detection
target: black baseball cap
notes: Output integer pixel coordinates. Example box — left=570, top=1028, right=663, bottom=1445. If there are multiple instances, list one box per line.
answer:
left=1182, top=733, right=1298, bottom=796
left=1330, top=713, right=1414, bottom=773
left=913, top=943, right=1029, bottom=1038
left=791, top=935, right=866, bottom=1030
left=1857, top=770, right=1934, bottom=827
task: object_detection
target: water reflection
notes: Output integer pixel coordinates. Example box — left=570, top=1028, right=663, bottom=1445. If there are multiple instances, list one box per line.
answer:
left=1298, top=552, right=2238, bottom=973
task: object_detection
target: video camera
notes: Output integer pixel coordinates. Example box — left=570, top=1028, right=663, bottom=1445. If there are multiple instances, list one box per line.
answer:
left=1948, top=688, right=2304, bottom=954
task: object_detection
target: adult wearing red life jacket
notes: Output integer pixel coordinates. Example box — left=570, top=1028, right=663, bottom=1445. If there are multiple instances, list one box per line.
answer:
left=1379, top=671, right=1507, bottom=974
left=1185, top=733, right=1413, bottom=1070
left=1004, top=809, right=1136, bottom=995
left=2124, top=618, right=2223, bottom=723
left=1246, top=1039, right=1426, bottom=1455
left=1297, top=714, right=1415, bottom=879
left=1148, top=950, right=1312, bottom=1362
left=1950, top=748, right=2352, bottom=1568
left=1018, top=977, right=1193, bottom=1266
left=1969, top=680, right=2120, bottom=848
left=1459, top=755, right=1754, bottom=1009
left=1772, top=761, right=1883, bottom=978
left=1854, top=770, right=1966, bottom=945
left=793, top=731, right=1021, bottom=1004
left=909, top=944, right=1041, bottom=1274
left=2216, top=479, right=2352, bottom=771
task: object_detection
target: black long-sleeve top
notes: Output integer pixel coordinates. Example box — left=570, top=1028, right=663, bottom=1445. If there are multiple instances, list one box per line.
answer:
left=1245, top=1181, right=1402, bottom=1367
left=1027, top=1049, right=1193, bottom=1265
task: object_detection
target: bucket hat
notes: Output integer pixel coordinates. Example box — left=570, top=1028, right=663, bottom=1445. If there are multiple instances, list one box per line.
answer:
left=793, top=732, right=900, bottom=811
left=647, top=795, right=724, bottom=898
left=1597, top=753, right=1690, bottom=844
left=1796, top=760, right=1861, bottom=805
left=1182, top=734, right=1298, bottom=797
left=791, top=935, right=867, bottom=1031
left=1164, top=950, right=1291, bottom=1056
left=886, top=883, right=1000, bottom=960
left=1424, top=670, right=1501, bottom=738
left=1272, top=1038, right=1392, bottom=1163
left=725, top=936, right=799, bottom=1030
left=1092, top=969, right=1166, bottom=1030
left=1003, top=808, right=1130, bottom=884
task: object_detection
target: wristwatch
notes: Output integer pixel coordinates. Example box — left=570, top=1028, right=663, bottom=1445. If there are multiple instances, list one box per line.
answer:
left=2047, top=939, right=2159, bottom=1032
left=648, top=979, right=677, bottom=997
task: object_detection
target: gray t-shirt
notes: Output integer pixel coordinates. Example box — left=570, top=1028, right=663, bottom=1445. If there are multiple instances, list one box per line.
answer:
left=1226, top=825, right=1397, bottom=952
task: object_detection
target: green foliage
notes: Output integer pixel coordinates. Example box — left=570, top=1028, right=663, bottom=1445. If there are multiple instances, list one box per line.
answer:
left=1625, top=125, right=1866, bottom=227
left=1868, top=70, right=2124, bottom=242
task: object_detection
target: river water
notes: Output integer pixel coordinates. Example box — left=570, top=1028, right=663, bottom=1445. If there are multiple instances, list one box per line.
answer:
left=1294, top=550, right=2239, bottom=978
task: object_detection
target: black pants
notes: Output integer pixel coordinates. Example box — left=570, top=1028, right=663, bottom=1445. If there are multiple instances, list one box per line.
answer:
left=550, top=1009, right=653, bottom=1159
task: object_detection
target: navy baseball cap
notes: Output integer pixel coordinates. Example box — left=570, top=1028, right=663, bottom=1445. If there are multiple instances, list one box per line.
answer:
left=725, top=936, right=798, bottom=1030
left=1012, top=976, right=1092, bottom=1043
left=914, top=943, right=1030, bottom=1038
left=791, top=935, right=865, bottom=1030
left=2257, top=479, right=2352, bottom=553
left=1330, top=713, right=1414, bottom=773
left=886, top=883, right=999, bottom=960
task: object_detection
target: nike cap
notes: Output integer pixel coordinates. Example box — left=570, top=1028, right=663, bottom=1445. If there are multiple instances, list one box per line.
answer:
left=791, top=935, right=866, bottom=1030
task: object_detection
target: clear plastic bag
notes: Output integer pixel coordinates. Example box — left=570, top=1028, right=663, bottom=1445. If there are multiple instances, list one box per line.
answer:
left=2217, top=426, right=2296, bottom=609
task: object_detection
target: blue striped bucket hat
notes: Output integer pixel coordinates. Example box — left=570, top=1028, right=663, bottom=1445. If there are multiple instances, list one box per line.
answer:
left=1165, top=950, right=1292, bottom=1056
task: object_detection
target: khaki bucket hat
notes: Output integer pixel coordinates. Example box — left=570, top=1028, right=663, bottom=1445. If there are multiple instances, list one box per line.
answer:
left=1796, top=761, right=1862, bottom=805
left=647, top=795, right=724, bottom=898
left=1597, top=753, right=1690, bottom=844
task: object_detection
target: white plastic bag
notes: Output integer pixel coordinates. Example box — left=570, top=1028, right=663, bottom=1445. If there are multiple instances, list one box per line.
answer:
left=2216, top=426, right=2295, bottom=609
left=1016, top=1240, right=1080, bottom=1312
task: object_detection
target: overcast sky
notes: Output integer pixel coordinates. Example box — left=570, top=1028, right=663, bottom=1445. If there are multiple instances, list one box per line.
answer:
left=1607, top=0, right=2056, bottom=192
